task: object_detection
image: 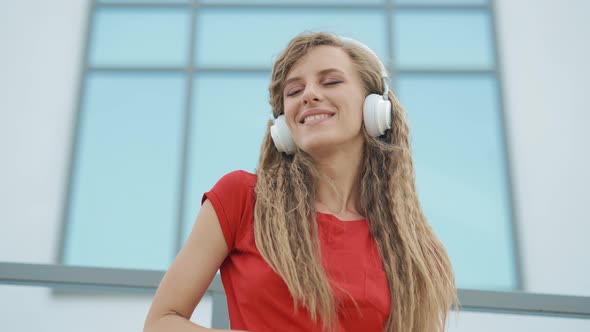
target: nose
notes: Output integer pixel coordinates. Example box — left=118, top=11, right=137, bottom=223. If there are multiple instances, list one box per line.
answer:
left=301, top=83, right=322, bottom=105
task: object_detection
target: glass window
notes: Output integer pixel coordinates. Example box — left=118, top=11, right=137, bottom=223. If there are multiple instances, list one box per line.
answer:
left=393, top=10, right=494, bottom=69
left=66, top=2, right=516, bottom=292
left=200, top=0, right=384, bottom=3
left=89, top=8, right=191, bottom=67
left=396, top=74, right=516, bottom=290
left=395, top=0, right=487, bottom=5
left=98, top=0, right=190, bottom=3
left=63, top=72, right=185, bottom=270
left=183, top=72, right=270, bottom=240
left=196, top=9, right=387, bottom=68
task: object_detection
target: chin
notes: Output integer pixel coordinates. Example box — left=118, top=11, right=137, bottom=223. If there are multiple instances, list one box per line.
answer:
left=295, top=129, right=364, bottom=155
left=298, top=138, right=351, bottom=155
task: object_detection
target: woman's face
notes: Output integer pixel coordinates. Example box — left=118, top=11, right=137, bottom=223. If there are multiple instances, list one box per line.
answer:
left=282, top=45, right=366, bottom=155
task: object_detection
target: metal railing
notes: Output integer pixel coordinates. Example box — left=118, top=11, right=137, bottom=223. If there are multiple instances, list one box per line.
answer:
left=1, top=262, right=589, bottom=329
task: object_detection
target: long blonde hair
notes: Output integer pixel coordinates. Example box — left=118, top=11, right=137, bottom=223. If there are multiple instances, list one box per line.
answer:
left=254, top=32, right=458, bottom=332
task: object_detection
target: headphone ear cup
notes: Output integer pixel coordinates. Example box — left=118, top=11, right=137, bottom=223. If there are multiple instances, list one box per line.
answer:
left=363, top=94, right=392, bottom=137
left=270, top=115, right=296, bottom=154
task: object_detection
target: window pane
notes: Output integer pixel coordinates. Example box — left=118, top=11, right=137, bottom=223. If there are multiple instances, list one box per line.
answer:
left=196, top=9, right=386, bottom=68
left=64, top=72, right=186, bottom=270
left=89, top=8, right=190, bottom=66
left=395, top=0, right=487, bottom=5
left=98, top=0, right=190, bottom=3
left=396, top=74, right=516, bottom=290
left=201, top=0, right=383, bottom=3
left=183, top=73, right=270, bottom=240
left=393, top=10, right=494, bottom=69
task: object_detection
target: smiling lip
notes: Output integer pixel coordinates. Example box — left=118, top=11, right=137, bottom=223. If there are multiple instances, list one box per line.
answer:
left=299, top=109, right=335, bottom=124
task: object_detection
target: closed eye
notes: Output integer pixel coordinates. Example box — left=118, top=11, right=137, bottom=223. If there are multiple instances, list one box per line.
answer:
left=285, top=81, right=342, bottom=97
left=286, top=89, right=302, bottom=97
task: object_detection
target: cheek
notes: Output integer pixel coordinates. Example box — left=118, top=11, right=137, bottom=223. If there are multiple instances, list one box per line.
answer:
left=284, top=94, right=300, bottom=110
left=349, top=95, right=365, bottom=124
left=282, top=101, right=297, bottom=127
left=338, top=88, right=365, bottom=118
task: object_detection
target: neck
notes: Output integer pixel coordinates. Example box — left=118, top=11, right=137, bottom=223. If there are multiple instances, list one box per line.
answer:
left=310, top=143, right=364, bottom=218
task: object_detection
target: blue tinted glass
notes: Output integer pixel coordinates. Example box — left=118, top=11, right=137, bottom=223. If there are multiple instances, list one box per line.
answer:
left=183, top=73, right=270, bottom=240
left=396, top=74, right=516, bottom=290
left=64, top=73, right=185, bottom=270
left=396, top=0, right=487, bottom=4
left=394, top=10, right=494, bottom=69
left=98, top=0, right=189, bottom=3
left=90, top=8, right=190, bottom=66
left=201, top=0, right=383, bottom=3
left=196, top=9, right=386, bottom=68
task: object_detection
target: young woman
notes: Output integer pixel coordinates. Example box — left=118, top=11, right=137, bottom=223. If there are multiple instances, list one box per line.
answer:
left=144, top=32, right=458, bottom=332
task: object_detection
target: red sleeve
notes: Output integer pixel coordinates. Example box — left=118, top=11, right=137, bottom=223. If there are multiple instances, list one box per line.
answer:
left=201, top=170, right=254, bottom=252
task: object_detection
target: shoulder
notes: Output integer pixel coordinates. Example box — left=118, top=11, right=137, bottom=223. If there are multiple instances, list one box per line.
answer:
left=201, top=170, right=257, bottom=251
left=201, top=170, right=256, bottom=201
left=217, top=170, right=257, bottom=189
left=203, top=170, right=258, bottom=210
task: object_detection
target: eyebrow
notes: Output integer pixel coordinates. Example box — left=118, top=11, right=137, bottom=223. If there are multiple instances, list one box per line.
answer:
left=284, top=68, right=345, bottom=87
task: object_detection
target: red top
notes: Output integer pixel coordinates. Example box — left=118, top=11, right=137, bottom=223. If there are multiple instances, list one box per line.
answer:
left=202, top=170, right=390, bottom=332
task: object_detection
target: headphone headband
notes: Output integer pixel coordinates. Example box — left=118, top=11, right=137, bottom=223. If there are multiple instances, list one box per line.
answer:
left=339, top=36, right=390, bottom=100
left=339, top=36, right=388, bottom=78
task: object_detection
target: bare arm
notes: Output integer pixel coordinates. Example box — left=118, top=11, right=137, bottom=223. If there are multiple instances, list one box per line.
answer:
left=144, top=199, right=247, bottom=332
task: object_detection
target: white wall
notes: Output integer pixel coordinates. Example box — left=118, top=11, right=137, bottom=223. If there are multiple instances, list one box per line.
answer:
left=0, top=0, right=86, bottom=265
left=447, top=310, right=590, bottom=331
left=0, top=1, right=212, bottom=330
left=494, top=0, right=590, bottom=296
left=0, top=0, right=588, bottom=330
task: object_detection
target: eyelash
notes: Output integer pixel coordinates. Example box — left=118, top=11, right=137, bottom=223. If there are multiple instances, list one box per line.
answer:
left=286, top=81, right=343, bottom=97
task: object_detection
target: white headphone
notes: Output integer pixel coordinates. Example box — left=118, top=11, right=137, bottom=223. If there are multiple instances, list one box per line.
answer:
left=270, top=36, right=392, bottom=155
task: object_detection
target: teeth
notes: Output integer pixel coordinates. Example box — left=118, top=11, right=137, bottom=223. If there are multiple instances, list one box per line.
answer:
left=304, top=114, right=331, bottom=123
